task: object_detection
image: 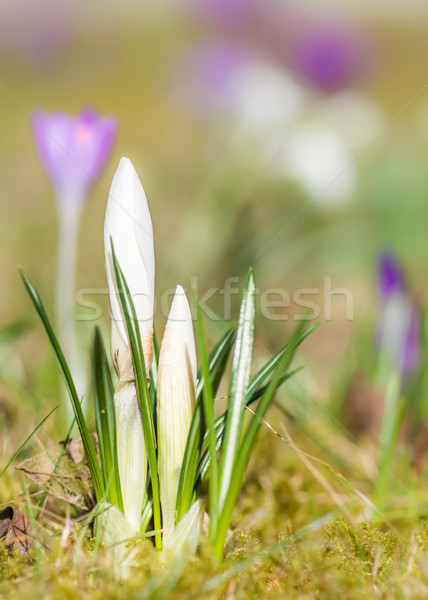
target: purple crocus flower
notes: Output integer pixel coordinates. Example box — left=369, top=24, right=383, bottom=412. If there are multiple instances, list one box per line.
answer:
left=171, top=41, right=254, bottom=117
left=378, top=252, right=405, bottom=300
left=31, top=109, right=117, bottom=404
left=32, top=109, right=117, bottom=197
left=0, top=0, right=75, bottom=65
left=376, top=252, right=420, bottom=381
left=291, top=21, right=371, bottom=93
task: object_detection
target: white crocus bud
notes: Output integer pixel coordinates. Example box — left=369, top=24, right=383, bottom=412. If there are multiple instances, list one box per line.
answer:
left=104, top=156, right=155, bottom=378
left=104, top=157, right=155, bottom=532
left=157, top=285, right=197, bottom=544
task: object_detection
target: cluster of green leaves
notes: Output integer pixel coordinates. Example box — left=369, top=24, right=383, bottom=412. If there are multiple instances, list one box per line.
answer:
left=190, top=269, right=316, bottom=559
left=20, top=258, right=315, bottom=559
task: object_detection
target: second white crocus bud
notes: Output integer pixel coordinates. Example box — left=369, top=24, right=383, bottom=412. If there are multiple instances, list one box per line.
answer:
left=157, top=285, right=197, bottom=543
left=104, top=157, right=155, bottom=532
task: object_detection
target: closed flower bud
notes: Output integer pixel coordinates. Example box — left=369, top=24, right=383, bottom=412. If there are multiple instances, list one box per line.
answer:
left=104, top=156, right=155, bottom=378
left=104, top=157, right=155, bottom=532
left=157, top=285, right=197, bottom=543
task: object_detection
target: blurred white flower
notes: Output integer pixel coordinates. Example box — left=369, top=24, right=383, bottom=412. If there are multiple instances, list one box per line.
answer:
left=171, top=40, right=384, bottom=208
left=266, top=121, right=356, bottom=207
left=264, top=91, right=383, bottom=207
left=172, top=42, right=309, bottom=132
left=231, top=61, right=308, bottom=136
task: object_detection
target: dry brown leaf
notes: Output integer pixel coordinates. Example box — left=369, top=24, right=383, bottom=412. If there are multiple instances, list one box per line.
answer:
left=0, top=506, right=33, bottom=556
left=16, top=436, right=98, bottom=510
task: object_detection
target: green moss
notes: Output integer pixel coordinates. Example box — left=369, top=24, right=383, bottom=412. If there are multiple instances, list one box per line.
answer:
left=324, top=519, right=402, bottom=580
left=0, top=545, right=27, bottom=580
left=3, top=431, right=428, bottom=599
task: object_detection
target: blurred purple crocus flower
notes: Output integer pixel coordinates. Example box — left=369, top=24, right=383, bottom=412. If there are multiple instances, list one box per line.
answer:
left=378, top=252, right=405, bottom=300
left=291, top=21, right=371, bottom=93
left=0, top=0, right=75, bottom=66
left=171, top=41, right=254, bottom=117
left=32, top=109, right=117, bottom=404
left=376, top=253, right=420, bottom=380
left=32, top=109, right=117, bottom=198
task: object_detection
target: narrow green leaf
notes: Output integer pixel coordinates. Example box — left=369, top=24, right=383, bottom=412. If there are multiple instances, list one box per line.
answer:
left=111, top=242, right=161, bottom=551
left=92, top=327, right=123, bottom=511
left=195, top=368, right=302, bottom=489
left=196, top=327, right=237, bottom=398
left=141, top=497, right=153, bottom=533
left=375, top=375, right=403, bottom=506
left=218, top=269, right=256, bottom=512
left=192, top=281, right=219, bottom=542
left=246, top=322, right=318, bottom=401
left=214, top=319, right=307, bottom=559
left=176, top=327, right=236, bottom=521
left=20, top=270, right=105, bottom=501
left=149, top=329, right=160, bottom=415
left=153, top=329, right=160, bottom=368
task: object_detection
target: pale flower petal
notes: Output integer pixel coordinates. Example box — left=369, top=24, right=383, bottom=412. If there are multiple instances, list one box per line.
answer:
left=161, top=499, right=205, bottom=560
left=104, top=157, right=155, bottom=374
left=157, top=285, right=197, bottom=542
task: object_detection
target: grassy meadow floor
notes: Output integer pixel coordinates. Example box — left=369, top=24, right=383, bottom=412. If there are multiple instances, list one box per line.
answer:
left=2, top=397, right=428, bottom=600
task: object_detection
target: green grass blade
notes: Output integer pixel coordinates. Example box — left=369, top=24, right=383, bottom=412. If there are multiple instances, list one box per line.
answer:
left=218, top=269, right=256, bottom=512
left=92, top=327, right=123, bottom=511
left=374, top=375, right=404, bottom=506
left=20, top=270, right=105, bottom=501
left=246, top=322, right=318, bottom=400
left=0, top=405, right=58, bottom=479
left=214, top=319, right=307, bottom=559
left=141, top=497, right=153, bottom=533
left=111, top=242, right=161, bottom=551
left=196, top=327, right=237, bottom=398
left=176, top=326, right=237, bottom=521
left=192, top=281, right=219, bottom=541
left=150, top=329, right=160, bottom=414
left=194, top=323, right=314, bottom=478
left=195, top=368, right=302, bottom=490
left=175, top=402, right=202, bottom=521
left=193, top=420, right=224, bottom=492
left=153, top=329, right=160, bottom=368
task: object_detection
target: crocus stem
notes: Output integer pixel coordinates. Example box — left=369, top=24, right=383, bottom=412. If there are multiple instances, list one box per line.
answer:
left=55, top=191, right=85, bottom=396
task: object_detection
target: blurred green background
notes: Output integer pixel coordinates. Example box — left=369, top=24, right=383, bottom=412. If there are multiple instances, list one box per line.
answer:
left=2, top=0, right=428, bottom=428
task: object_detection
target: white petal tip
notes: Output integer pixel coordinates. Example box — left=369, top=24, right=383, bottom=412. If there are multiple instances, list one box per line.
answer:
left=112, top=157, right=139, bottom=187
left=168, top=285, right=191, bottom=326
